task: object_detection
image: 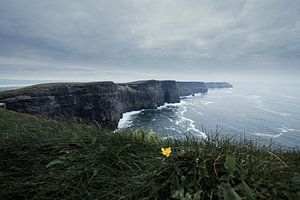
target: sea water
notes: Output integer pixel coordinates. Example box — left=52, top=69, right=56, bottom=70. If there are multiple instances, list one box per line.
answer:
left=118, top=82, right=300, bottom=148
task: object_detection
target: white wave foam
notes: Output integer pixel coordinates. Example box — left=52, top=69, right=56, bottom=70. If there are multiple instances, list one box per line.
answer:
left=203, top=101, right=214, bottom=106
left=118, top=110, right=143, bottom=129
left=165, top=116, right=174, bottom=123
left=287, top=128, right=295, bottom=131
left=279, top=94, right=298, bottom=100
left=157, top=101, right=187, bottom=110
left=279, top=127, right=297, bottom=132
left=190, top=100, right=213, bottom=107
left=189, top=103, right=201, bottom=107
left=258, top=107, right=291, bottom=116
left=251, top=102, right=291, bottom=116
left=193, top=100, right=214, bottom=106
left=180, top=92, right=206, bottom=98
left=194, top=93, right=207, bottom=97
left=191, top=108, right=203, bottom=115
left=254, top=127, right=294, bottom=138
left=175, top=106, right=207, bottom=139
left=254, top=132, right=284, bottom=138
left=165, top=127, right=182, bottom=133
left=118, top=101, right=186, bottom=129
left=278, top=128, right=288, bottom=133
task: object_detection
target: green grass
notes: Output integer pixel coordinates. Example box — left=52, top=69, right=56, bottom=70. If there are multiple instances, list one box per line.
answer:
left=0, top=108, right=299, bottom=200
left=0, top=81, right=115, bottom=97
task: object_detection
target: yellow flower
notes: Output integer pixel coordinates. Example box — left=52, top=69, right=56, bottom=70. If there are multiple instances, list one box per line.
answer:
left=161, top=147, right=171, bottom=157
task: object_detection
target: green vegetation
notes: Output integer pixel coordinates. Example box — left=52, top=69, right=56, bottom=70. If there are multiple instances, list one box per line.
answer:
left=0, top=81, right=114, bottom=97
left=0, top=108, right=299, bottom=200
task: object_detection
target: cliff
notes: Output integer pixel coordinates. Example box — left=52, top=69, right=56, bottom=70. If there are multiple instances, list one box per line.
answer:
left=176, top=81, right=208, bottom=96
left=0, top=82, right=120, bottom=129
left=0, top=80, right=179, bottom=130
left=0, top=80, right=233, bottom=130
left=117, top=80, right=179, bottom=113
left=204, top=82, right=233, bottom=89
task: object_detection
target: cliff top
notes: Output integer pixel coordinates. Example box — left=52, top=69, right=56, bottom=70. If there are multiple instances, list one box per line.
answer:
left=0, top=80, right=233, bottom=98
left=0, top=81, right=115, bottom=97
left=126, top=79, right=176, bottom=84
left=205, top=82, right=233, bottom=88
left=0, top=80, right=169, bottom=96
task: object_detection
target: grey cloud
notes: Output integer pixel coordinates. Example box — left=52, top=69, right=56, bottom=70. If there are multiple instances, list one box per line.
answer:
left=0, top=0, right=299, bottom=81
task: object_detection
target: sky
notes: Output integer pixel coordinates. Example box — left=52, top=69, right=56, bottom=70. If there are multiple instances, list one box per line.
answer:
left=0, top=0, right=299, bottom=83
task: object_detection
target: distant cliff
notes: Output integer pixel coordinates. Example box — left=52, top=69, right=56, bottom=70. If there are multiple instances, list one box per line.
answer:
left=176, top=81, right=233, bottom=96
left=176, top=82, right=208, bottom=96
left=0, top=80, right=233, bottom=130
left=117, top=80, right=179, bottom=113
left=0, top=80, right=179, bottom=130
left=204, top=82, right=233, bottom=89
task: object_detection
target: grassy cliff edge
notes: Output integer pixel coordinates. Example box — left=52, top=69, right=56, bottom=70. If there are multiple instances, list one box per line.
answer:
left=0, top=108, right=299, bottom=200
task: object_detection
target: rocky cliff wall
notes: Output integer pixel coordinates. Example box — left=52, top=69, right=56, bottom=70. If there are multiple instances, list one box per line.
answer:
left=0, top=80, right=180, bottom=130
left=117, top=80, right=179, bottom=114
left=0, top=80, right=232, bottom=129
left=176, top=82, right=208, bottom=96
left=117, top=80, right=179, bottom=113
left=0, top=82, right=120, bottom=129
left=175, top=81, right=233, bottom=97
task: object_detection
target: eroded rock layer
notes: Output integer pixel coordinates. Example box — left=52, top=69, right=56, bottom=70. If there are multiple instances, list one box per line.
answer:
left=176, top=82, right=208, bottom=96
left=0, top=80, right=179, bottom=129
left=0, top=80, right=233, bottom=129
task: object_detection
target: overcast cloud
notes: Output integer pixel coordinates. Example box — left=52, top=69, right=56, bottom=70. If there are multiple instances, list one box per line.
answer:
left=0, top=0, right=299, bottom=82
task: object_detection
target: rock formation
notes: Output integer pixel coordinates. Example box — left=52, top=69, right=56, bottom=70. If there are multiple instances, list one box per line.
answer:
left=176, top=82, right=208, bottom=96
left=0, top=80, right=179, bottom=130
left=204, top=82, right=233, bottom=89
left=0, top=80, right=233, bottom=130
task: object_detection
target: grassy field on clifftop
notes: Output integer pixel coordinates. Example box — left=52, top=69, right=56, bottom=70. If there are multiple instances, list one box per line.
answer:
left=0, top=108, right=299, bottom=200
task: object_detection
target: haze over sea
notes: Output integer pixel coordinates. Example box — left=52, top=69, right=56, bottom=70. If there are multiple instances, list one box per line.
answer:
left=119, top=82, right=300, bottom=148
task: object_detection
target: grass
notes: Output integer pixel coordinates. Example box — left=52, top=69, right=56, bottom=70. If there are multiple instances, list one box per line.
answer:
left=0, top=81, right=116, bottom=97
left=0, top=108, right=299, bottom=200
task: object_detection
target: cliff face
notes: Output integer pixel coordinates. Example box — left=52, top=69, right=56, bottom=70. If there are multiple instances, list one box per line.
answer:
left=0, top=82, right=120, bottom=129
left=0, top=80, right=180, bottom=130
left=0, top=80, right=232, bottom=130
left=176, top=82, right=233, bottom=96
left=117, top=80, right=179, bottom=114
left=176, top=82, right=208, bottom=96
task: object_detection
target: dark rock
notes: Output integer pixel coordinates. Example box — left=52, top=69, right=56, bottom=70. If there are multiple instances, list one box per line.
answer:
left=0, top=80, right=180, bottom=130
left=176, top=82, right=208, bottom=96
left=117, top=80, right=179, bottom=113
left=0, top=80, right=233, bottom=130
left=204, top=82, right=233, bottom=89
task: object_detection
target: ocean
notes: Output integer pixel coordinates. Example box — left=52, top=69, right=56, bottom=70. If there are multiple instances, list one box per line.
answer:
left=118, top=82, right=300, bottom=148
